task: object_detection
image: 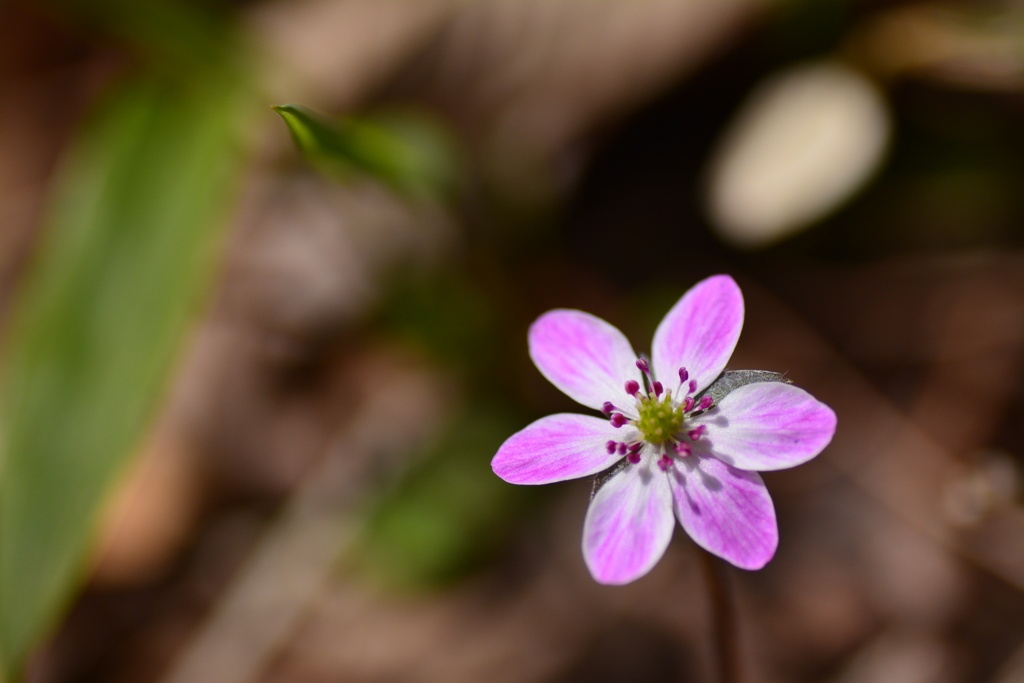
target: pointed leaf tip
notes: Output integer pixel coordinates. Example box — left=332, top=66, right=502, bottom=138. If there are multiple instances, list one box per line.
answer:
left=271, top=102, right=461, bottom=201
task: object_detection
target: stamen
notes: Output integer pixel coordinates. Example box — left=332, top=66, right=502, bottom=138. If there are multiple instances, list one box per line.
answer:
left=610, top=413, right=629, bottom=428
left=678, top=367, right=689, bottom=383
left=627, top=442, right=643, bottom=453
left=688, top=425, right=707, bottom=440
left=688, top=379, right=698, bottom=395
left=618, top=442, right=628, bottom=455
left=624, top=380, right=640, bottom=396
left=601, top=402, right=615, bottom=415
left=683, top=396, right=695, bottom=412
left=673, top=441, right=691, bottom=456
left=606, top=440, right=617, bottom=454
left=652, top=381, right=663, bottom=398
left=627, top=451, right=642, bottom=464
left=657, top=454, right=673, bottom=471
left=636, top=358, right=650, bottom=375
left=698, top=395, right=714, bottom=410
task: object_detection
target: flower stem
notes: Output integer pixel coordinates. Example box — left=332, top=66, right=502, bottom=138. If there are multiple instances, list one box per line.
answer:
left=701, top=550, right=741, bottom=683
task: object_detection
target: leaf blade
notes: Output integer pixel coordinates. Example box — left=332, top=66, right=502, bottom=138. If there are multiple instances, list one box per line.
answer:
left=272, top=103, right=461, bottom=201
left=0, top=71, right=249, bottom=676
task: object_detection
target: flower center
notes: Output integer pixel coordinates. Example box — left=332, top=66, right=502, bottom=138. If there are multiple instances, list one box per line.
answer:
left=603, top=362, right=713, bottom=467
left=635, top=393, right=684, bottom=444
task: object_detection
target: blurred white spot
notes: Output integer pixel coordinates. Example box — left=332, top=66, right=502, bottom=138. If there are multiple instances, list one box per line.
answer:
left=705, top=60, right=891, bottom=249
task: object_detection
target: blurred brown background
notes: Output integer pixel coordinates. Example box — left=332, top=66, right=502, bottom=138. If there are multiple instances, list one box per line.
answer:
left=5, top=1, right=1024, bottom=682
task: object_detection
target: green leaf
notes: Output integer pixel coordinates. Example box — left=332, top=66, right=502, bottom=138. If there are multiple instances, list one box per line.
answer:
left=0, top=69, right=250, bottom=677
left=272, top=104, right=461, bottom=202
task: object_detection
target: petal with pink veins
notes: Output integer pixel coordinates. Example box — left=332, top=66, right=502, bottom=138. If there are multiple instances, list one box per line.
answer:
left=530, top=309, right=643, bottom=412
left=492, top=413, right=631, bottom=485
left=583, top=457, right=675, bottom=584
left=669, top=454, right=777, bottom=570
left=690, top=382, right=836, bottom=471
left=652, top=275, right=744, bottom=397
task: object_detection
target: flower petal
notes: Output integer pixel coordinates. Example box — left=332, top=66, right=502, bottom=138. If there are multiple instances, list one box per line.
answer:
left=652, top=275, right=744, bottom=397
left=691, top=382, right=836, bottom=471
left=669, top=454, right=777, bottom=570
left=492, top=413, right=629, bottom=485
left=529, top=309, right=642, bottom=412
left=583, top=456, right=675, bottom=584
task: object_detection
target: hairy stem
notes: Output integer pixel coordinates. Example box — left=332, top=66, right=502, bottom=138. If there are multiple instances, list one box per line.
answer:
left=701, top=550, right=741, bottom=683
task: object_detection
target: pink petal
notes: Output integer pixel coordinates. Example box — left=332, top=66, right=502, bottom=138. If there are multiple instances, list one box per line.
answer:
left=651, top=275, right=744, bottom=397
left=668, top=454, right=777, bottom=570
left=529, top=309, right=642, bottom=412
left=583, top=456, right=675, bottom=584
left=492, top=413, right=629, bottom=485
left=691, top=382, right=836, bottom=471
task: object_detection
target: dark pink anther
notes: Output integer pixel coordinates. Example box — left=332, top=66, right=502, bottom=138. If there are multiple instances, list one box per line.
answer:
left=688, top=379, right=698, bottom=395
left=618, top=442, right=628, bottom=455
left=624, top=380, right=640, bottom=396
left=636, top=358, right=650, bottom=375
left=610, top=413, right=628, bottom=428
left=683, top=396, right=695, bottom=412
left=601, top=401, right=615, bottom=415
left=606, top=440, right=617, bottom=454
left=657, top=455, right=673, bottom=471
left=678, top=367, right=688, bottom=383
left=688, top=425, right=707, bottom=440
left=627, top=451, right=642, bottom=464
left=674, top=441, right=691, bottom=456
left=652, top=381, right=663, bottom=398
left=627, top=442, right=643, bottom=453
left=698, top=395, right=713, bottom=410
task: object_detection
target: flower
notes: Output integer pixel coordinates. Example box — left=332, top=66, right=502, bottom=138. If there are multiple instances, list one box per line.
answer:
left=491, top=275, right=836, bottom=585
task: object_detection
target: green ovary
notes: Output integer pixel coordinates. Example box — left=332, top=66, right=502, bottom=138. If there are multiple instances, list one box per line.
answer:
left=636, top=394, right=684, bottom=444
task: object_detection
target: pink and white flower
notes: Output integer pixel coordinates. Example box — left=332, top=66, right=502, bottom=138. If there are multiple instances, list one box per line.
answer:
left=491, top=275, right=836, bottom=585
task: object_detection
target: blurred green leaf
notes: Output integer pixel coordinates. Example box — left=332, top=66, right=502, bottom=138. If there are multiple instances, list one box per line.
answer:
left=272, top=104, right=462, bottom=202
left=0, top=69, right=250, bottom=677
left=359, top=406, right=528, bottom=589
